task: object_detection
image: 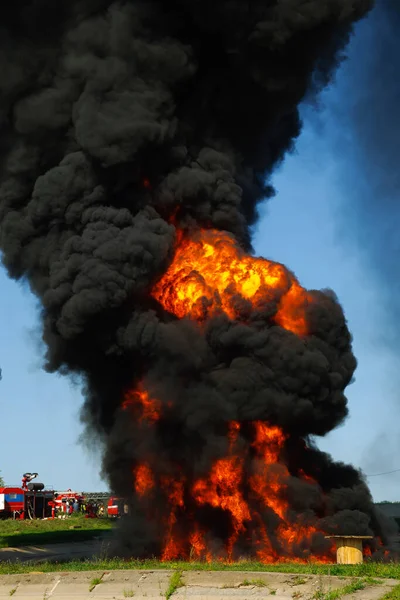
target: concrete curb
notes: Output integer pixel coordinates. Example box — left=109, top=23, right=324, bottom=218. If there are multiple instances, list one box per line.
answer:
left=0, top=569, right=397, bottom=599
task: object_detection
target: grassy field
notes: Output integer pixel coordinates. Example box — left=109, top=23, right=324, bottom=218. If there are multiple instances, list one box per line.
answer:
left=0, top=515, right=112, bottom=548
left=381, top=584, right=400, bottom=599
left=0, top=557, right=400, bottom=577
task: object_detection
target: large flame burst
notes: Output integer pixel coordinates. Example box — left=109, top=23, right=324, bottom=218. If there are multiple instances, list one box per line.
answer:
left=152, top=229, right=311, bottom=336
left=123, top=386, right=333, bottom=563
left=121, top=228, right=339, bottom=563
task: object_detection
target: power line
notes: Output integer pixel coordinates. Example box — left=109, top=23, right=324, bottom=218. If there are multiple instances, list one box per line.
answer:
left=366, top=468, right=400, bottom=477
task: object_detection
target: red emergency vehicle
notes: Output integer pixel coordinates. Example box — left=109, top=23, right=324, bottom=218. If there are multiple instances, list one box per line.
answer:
left=107, top=496, right=124, bottom=517
left=0, top=473, right=54, bottom=519
left=54, top=489, right=84, bottom=513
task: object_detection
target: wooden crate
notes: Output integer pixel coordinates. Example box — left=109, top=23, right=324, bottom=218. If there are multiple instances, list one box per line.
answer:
left=325, top=535, right=373, bottom=564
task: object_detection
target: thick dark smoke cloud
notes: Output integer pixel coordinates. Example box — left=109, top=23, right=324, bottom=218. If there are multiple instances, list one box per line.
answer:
left=1, top=0, right=390, bottom=558
left=322, top=0, right=400, bottom=345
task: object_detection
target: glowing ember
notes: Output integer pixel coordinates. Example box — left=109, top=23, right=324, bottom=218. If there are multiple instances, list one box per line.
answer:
left=123, top=387, right=161, bottom=423
left=252, top=421, right=287, bottom=463
left=228, top=421, right=241, bottom=449
left=142, top=177, right=151, bottom=189
left=298, top=469, right=317, bottom=485
left=152, top=229, right=310, bottom=335
left=134, top=463, right=154, bottom=497
left=161, top=477, right=186, bottom=561
left=250, top=422, right=290, bottom=522
left=189, top=528, right=212, bottom=562
left=193, top=456, right=251, bottom=526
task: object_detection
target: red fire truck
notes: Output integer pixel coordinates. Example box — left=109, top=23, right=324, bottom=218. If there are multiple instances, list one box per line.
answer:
left=53, top=489, right=84, bottom=513
left=107, top=496, right=125, bottom=517
left=0, top=473, right=54, bottom=520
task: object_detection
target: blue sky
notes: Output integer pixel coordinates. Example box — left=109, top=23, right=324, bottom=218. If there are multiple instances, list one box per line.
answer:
left=254, top=121, right=400, bottom=503
left=1, top=18, right=399, bottom=501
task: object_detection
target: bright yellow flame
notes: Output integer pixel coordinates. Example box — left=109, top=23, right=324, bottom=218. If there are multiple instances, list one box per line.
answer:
left=152, top=229, right=311, bottom=335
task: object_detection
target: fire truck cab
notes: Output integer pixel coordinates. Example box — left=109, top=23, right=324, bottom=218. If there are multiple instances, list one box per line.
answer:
left=0, top=473, right=54, bottom=520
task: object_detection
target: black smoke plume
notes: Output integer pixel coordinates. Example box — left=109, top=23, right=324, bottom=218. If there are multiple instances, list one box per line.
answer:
left=0, top=0, right=389, bottom=560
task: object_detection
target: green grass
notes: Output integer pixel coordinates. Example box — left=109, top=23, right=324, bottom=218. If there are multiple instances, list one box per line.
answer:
left=313, top=577, right=383, bottom=600
left=292, top=576, right=307, bottom=585
left=0, top=516, right=112, bottom=548
left=381, top=584, right=400, bottom=599
left=320, top=579, right=366, bottom=600
left=165, top=571, right=184, bottom=599
left=241, top=578, right=267, bottom=587
left=0, top=558, right=399, bottom=577
left=89, top=575, right=103, bottom=592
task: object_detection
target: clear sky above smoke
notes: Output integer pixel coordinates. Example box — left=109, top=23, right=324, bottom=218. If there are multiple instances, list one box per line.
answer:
left=1, top=4, right=399, bottom=501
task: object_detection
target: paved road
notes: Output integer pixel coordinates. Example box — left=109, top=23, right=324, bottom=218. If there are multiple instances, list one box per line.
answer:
left=0, top=539, right=108, bottom=563
left=0, top=570, right=397, bottom=599
left=0, top=536, right=112, bottom=563
left=2, top=534, right=398, bottom=566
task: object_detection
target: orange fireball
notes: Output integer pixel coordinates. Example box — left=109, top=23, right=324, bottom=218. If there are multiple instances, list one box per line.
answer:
left=152, top=229, right=310, bottom=335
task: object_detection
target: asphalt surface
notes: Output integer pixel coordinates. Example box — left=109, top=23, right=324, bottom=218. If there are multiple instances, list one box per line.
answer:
left=0, top=537, right=110, bottom=563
